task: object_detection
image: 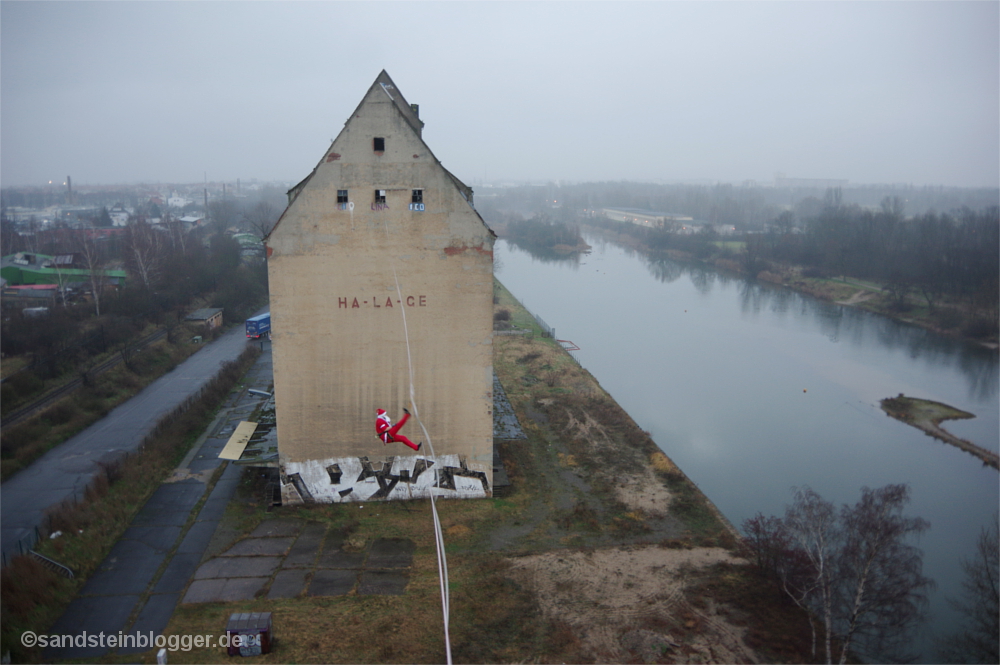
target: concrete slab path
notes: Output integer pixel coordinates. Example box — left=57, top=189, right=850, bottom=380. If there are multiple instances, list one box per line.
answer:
left=182, top=523, right=415, bottom=604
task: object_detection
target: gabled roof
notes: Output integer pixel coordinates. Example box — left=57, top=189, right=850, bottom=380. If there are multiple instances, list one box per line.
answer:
left=281, top=71, right=430, bottom=209
left=357, top=70, right=424, bottom=138
left=271, top=70, right=490, bottom=240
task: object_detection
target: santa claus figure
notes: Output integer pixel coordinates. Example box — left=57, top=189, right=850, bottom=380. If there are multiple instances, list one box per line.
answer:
left=375, top=407, right=421, bottom=451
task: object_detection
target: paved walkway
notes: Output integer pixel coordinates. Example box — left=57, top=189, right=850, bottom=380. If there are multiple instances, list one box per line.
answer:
left=2, top=316, right=264, bottom=561
left=183, top=519, right=414, bottom=604
left=43, top=343, right=275, bottom=660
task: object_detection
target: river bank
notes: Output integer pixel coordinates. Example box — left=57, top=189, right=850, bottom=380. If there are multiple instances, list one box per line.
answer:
left=580, top=222, right=999, bottom=349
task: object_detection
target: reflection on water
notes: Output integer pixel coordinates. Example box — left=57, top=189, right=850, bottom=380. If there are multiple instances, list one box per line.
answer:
left=502, top=237, right=584, bottom=266
left=497, top=236, right=999, bottom=662
left=640, top=250, right=999, bottom=403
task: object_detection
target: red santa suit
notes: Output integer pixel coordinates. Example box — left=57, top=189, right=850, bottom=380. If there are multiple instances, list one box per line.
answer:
left=375, top=408, right=420, bottom=451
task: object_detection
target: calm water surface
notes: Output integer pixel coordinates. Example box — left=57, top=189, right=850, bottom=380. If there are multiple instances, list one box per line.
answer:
left=496, top=236, right=999, bottom=661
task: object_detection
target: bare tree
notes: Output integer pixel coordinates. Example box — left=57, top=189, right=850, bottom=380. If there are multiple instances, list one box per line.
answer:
left=123, top=219, right=162, bottom=289
left=938, top=513, right=999, bottom=664
left=245, top=200, right=279, bottom=240
left=119, top=341, right=137, bottom=372
left=835, top=484, right=932, bottom=664
left=742, top=511, right=822, bottom=657
left=208, top=197, right=239, bottom=233
left=76, top=230, right=107, bottom=316
left=743, top=484, right=932, bottom=664
left=784, top=486, right=841, bottom=664
left=740, top=233, right=767, bottom=277
left=774, top=210, right=796, bottom=235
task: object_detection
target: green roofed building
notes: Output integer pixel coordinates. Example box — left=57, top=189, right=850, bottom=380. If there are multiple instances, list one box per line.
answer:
left=0, top=253, right=127, bottom=288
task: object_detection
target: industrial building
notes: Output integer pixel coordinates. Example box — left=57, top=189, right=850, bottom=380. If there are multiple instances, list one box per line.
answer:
left=265, top=71, right=496, bottom=504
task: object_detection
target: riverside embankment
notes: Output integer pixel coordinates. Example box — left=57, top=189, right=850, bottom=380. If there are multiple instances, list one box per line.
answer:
left=495, top=234, right=998, bottom=662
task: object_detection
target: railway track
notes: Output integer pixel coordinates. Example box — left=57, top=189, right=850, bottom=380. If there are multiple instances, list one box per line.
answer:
left=1, top=328, right=168, bottom=429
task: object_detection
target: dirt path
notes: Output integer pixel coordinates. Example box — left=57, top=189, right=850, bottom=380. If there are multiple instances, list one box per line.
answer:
left=835, top=289, right=877, bottom=306
left=508, top=546, right=759, bottom=663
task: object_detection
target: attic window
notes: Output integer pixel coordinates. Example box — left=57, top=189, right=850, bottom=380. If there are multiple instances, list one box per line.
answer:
left=373, top=137, right=385, bottom=152
left=337, top=190, right=348, bottom=204
left=374, top=190, right=386, bottom=205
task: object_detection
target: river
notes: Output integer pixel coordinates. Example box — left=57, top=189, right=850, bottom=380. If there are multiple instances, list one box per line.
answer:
left=495, top=234, right=999, bottom=662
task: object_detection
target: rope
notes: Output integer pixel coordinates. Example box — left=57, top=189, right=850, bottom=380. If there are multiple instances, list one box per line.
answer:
left=382, top=220, right=453, bottom=664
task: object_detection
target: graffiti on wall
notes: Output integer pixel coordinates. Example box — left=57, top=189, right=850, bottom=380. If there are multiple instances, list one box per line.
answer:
left=281, top=453, right=490, bottom=504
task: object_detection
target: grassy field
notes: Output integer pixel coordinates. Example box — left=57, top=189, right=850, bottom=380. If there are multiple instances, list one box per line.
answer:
left=712, top=240, right=745, bottom=252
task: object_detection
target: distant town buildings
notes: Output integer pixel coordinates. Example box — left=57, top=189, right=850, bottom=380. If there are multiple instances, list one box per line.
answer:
left=597, top=207, right=736, bottom=235
left=600, top=207, right=694, bottom=229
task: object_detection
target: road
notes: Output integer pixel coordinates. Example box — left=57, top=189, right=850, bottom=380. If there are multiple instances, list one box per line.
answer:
left=1, top=319, right=263, bottom=562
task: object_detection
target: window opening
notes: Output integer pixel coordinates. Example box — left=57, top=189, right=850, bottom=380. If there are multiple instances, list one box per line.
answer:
left=337, top=190, right=348, bottom=203
left=374, top=190, right=386, bottom=205
left=373, top=137, right=385, bottom=152
left=410, top=189, right=424, bottom=212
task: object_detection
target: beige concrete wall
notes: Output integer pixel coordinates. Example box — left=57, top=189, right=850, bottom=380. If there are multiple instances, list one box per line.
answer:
left=267, top=81, right=495, bottom=503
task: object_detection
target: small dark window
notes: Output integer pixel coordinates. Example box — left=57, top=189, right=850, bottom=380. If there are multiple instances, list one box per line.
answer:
left=374, top=189, right=386, bottom=205
left=337, top=190, right=348, bottom=204
left=411, top=189, right=423, bottom=204
left=373, top=137, right=385, bottom=152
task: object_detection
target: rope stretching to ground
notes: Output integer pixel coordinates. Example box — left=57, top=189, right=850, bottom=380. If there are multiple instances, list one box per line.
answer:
left=382, top=220, right=453, bottom=665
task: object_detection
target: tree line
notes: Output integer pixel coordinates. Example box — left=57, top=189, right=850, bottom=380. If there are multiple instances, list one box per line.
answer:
left=476, top=181, right=998, bottom=229
left=748, top=194, right=999, bottom=332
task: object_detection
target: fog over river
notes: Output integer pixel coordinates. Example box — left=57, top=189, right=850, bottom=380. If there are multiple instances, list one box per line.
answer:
left=495, top=235, right=999, bottom=662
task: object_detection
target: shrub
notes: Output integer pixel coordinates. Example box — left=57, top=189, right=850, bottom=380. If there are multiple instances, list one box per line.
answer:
left=0, top=371, right=44, bottom=414
left=517, top=352, right=542, bottom=365
left=962, top=317, right=999, bottom=339
left=932, top=308, right=964, bottom=330
left=0, top=421, right=47, bottom=460
left=43, top=402, right=77, bottom=426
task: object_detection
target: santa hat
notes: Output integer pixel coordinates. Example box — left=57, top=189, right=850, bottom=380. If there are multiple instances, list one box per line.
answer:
left=376, top=408, right=387, bottom=416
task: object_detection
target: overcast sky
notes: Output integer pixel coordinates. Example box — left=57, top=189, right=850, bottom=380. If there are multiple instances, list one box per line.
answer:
left=2, top=1, right=997, bottom=189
